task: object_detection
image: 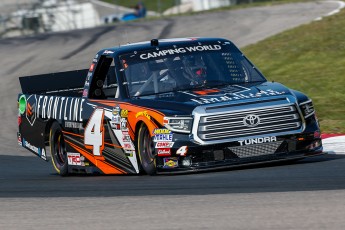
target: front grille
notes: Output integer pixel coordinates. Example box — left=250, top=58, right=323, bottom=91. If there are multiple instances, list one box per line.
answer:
left=228, top=141, right=283, bottom=158
left=198, top=105, right=301, bottom=141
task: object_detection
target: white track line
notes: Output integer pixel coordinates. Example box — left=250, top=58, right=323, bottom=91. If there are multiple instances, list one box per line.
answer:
left=314, top=0, right=345, bottom=20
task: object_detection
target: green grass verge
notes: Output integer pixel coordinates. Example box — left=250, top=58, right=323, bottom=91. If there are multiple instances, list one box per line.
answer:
left=100, top=0, right=178, bottom=13
left=242, top=9, right=345, bottom=133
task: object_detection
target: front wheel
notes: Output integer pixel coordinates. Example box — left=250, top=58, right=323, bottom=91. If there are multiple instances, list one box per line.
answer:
left=137, top=123, right=156, bottom=175
left=50, top=122, right=68, bottom=176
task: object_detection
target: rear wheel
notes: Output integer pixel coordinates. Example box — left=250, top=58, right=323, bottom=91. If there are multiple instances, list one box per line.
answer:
left=137, top=123, right=156, bottom=175
left=50, top=122, right=68, bottom=176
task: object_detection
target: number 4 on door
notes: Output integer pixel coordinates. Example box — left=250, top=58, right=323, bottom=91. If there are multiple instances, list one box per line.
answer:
left=84, top=108, right=105, bottom=156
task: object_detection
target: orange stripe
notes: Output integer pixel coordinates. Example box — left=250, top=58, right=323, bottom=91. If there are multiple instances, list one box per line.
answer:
left=65, top=140, right=126, bottom=174
left=104, top=142, right=123, bottom=149
left=63, top=131, right=84, bottom=138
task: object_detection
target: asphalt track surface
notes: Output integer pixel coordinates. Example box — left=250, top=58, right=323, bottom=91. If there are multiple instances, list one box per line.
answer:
left=1, top=1, right=345, bottom=229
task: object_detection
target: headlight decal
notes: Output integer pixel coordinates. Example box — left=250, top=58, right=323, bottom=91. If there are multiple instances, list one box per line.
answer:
left=163, top=117, right=193, bottom=133
left=299, top=100, right=315, bottom=118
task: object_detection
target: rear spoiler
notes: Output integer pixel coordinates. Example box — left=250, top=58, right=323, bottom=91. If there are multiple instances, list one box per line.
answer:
left=19, top=69, right=88, bottom=94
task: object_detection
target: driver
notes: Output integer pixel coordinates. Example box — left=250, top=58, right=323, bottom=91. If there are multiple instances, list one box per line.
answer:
left=181, top=54, right=207, bottom=86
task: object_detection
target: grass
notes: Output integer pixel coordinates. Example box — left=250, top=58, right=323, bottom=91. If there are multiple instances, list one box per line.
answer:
left=101, top=0, right=178, bottom=13
left=101, top=0, right=313, bottom=14
left=242, top=9, right=345, bottom=133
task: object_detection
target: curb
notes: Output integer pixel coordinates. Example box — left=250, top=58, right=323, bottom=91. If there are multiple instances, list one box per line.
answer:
left=321, top=134, right=345, bottom=155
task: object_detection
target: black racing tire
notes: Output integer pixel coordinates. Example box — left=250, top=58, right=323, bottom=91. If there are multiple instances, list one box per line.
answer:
left=50, top=122, right=68, bottom=176
left=137, top=123, right=156, bottom=175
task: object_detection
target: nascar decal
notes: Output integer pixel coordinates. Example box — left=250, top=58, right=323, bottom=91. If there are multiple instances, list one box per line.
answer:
left=140, top=45, right=222, bottom=60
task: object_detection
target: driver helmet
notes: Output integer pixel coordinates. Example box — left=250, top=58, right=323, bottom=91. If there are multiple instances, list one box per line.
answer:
left=182, top=54, right=206, bottom=85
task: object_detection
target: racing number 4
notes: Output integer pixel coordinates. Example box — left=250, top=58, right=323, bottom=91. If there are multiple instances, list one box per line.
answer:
left=84, top=108, right=105, bottom=156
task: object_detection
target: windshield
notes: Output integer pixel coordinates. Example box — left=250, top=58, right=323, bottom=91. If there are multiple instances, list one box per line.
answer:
left=119, top=41, right=266, bottom=97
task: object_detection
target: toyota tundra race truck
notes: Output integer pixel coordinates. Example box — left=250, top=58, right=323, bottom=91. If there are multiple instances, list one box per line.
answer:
left=17, top=37, right=324, bottom=175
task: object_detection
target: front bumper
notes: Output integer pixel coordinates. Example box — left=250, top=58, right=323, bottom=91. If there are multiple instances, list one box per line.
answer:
left=155, top=132, right=323, bottom=173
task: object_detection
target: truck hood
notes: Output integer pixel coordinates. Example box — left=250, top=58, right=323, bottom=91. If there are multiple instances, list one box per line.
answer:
left=128, top=82, right=294, bottom=116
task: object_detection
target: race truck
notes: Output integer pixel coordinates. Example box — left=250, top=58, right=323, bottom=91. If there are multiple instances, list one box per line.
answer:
left=17, top=37, right=324, bottom=175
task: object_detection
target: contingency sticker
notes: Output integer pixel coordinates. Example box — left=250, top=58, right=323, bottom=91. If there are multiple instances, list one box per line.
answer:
left=163, top=157, right=178, bottom=168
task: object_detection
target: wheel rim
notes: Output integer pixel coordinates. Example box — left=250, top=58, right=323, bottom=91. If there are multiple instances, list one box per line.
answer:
left=142, top=127, right=155, bottom=165
left=54, top=131, right=66, bottom=167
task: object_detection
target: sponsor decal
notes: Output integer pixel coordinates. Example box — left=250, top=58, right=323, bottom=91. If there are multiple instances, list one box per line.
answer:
left=36, top=96, right=85, bottom=122
left=103, top=50, right=114, bottom=55
left=18, top=115, right=22, bottom=126
left=67, top=152, right=82, bottom=166
left=120, top=109, right=128, bottom=118
left=18, top=95, right=26, bottom=115
left=23, top=138, right=45, bottom=159
left=17, top=133, right=22, bottom=146
left=157, top=148, right=171, bottom=156
left=190, top=89, right=285, bottom=105
left=87, top=72, right=92, bottom=81
left=163, top=157, right=178, bottom=168
left=92, top=58, right=98, bottom=63
left=154, top=134, right=173, bottom=142
left=83, top=89, right=88, bottom=97
left=112, top=115, right=121, bottom=123
left=65, top=121, right=83, bottom=129
left=38, top=148, right=47, bottom=160
left=113, top=105, right=120, bottom=115
left=153, top=128, right=171, bottom=135
left=238, top=136, right=277, bottom=146
left=155, top=142, right=174, bottom=148
left=124, top=149, right=134, bottom=157
left=135, top=111, right=151, bottom=120
left=123, top=143, right=133, bottom=150
left=84, top=81, right=90, bottom=87
left=26, top=95, right=37, bottom=126
left=139, top=45, right=221, bottom=60
left=120, top=118, right=128, bottom=131
left=110, top=121, right=120, bottom=129
left=89, top=63, right=95, bottom=72
left=122, top=131, right=129, bottom=135
left=123, top=135, right=131, bottom=143
left=243, top=114, right=260, bottom=127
